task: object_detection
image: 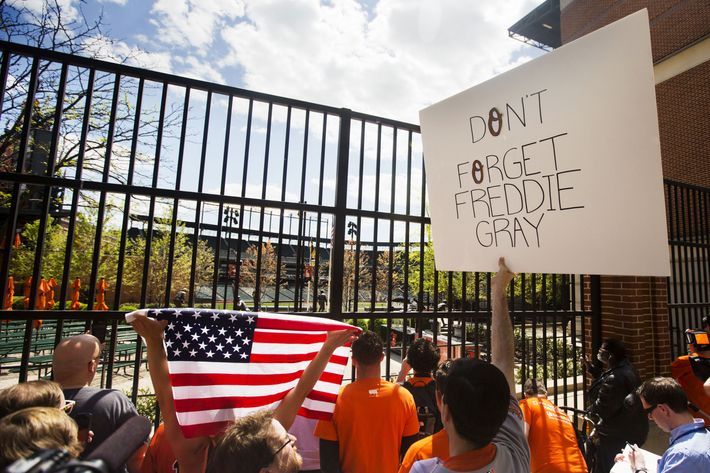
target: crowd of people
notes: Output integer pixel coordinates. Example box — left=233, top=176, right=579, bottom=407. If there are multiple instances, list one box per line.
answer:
left=1, top=258, right=709, bottom=473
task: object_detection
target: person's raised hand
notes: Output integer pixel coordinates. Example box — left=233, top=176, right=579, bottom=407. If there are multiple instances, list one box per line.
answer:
left=130, top=314, right=168, bottom=344
left=492, top=257, right=515, bottom=290
left=323, top=328, right=359, bottom=352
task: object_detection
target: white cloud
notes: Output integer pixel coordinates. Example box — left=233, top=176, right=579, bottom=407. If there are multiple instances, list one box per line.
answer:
left=217, top=0, right=544, bottom=124
left=99, top=0, right=128, bottom=5
left=11, top=0, right=80, bottom=21
left=149, top=0, right=246, bottom=51
left=82, top=35, right=173, bottom=73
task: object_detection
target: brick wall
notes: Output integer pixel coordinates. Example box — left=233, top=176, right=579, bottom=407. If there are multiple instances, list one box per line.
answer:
left=656, top=61, right=710, bottom=188
left=562, top=0, right=707, bottom=380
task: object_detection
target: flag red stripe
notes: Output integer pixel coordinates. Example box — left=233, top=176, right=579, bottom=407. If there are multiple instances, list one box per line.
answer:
left=253, top=331, right=327, bottom=344
left=250, top=352, right=349, bottom=364
left=170, top=370, right=343, bottom=387
left=175, top=392, right=288, bottom=412
left=174, top=390, right=337, bottom=413
left=297, top=406, right=333, bottom=421
left=257, top=315, right=350, bottom=332
left=181, top=420, right=232, bottom=439
left=306, top=390, right=337, bottom=404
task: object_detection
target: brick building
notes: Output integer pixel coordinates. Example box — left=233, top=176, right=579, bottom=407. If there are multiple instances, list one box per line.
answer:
left=510, top=0, right=710, bottom=380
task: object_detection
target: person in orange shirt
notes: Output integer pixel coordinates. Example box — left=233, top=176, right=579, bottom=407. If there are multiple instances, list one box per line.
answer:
left=315, top=331, right=420, bottom=473
left=140, top=423, right=178, bottom=473
left=671, top=319, right=710, bottom=427
left=398, top=360, right=452, bottom=473
left=519, top=379, right=587, bottom=473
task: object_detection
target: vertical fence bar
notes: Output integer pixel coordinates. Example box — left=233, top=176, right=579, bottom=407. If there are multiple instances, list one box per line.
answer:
left=328, top=109, right=351, bottom=319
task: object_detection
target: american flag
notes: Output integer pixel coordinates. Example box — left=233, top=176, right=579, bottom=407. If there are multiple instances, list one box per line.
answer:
left=133, top=308, right=357, bottom=438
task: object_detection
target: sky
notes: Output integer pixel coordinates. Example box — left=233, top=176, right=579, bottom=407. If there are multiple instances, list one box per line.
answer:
left=20, top=0, right=546, bottom=125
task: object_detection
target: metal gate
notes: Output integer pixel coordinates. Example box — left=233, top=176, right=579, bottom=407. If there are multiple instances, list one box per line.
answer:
left=0, top=40, right=594, bottom=409
left=665, top=179, right=710, bottom=359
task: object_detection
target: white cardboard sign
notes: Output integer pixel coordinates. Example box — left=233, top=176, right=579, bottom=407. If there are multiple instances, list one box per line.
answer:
left=419, top=9, right=669, bottom=276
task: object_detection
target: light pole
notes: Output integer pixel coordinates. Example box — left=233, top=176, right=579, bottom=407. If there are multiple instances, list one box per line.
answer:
left=223, top=206, right=239, bottom=308
left=346, top=221, right=358, bottom=311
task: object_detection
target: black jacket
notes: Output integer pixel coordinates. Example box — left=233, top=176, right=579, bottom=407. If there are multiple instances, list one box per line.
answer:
left=588, top=358, right=649, bottom=443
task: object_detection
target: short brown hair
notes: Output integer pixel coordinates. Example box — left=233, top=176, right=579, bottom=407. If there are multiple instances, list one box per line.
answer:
left=523, top=379, right=548, bottom=397
left=351, top=330, right=383, bottom=366
left=0, top=381, right=64, bottom=418
left=638, top=377, right=688, bottom=414
left=207, top=410, right=282, bottom=473
left=0, top=407, right=82, bottom=468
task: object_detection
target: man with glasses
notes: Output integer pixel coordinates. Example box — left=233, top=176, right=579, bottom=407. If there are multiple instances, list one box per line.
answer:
left=621, top=377, right=710, bottom=472
left=52, top=334, right=147, bottom=472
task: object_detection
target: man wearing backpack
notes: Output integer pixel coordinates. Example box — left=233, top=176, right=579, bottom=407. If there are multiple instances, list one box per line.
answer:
left=398, top=338, right=444, bottom=435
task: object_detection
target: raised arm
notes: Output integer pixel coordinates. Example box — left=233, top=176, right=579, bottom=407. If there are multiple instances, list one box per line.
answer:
left=491, top=257, right=516, bottom=395
left=129, top=314, right=209, bottom=473
left=274, top=329, right=358, bottom=429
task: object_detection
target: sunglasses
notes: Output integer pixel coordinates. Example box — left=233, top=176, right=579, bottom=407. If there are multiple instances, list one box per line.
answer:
left=643, top=404, right=658, bottom=416
left=62, top=399, right=76, bottom=414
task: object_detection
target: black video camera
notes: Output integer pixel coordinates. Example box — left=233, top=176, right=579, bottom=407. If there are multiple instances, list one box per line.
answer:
left=4, top=449, right=108, bottom=473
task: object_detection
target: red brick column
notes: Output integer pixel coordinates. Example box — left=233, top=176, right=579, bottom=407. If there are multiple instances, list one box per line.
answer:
left=585, top=276, right=671, bottom=381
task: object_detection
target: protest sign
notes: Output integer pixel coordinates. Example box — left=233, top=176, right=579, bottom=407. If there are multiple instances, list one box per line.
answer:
left=419, top=9, right=669, bottom=276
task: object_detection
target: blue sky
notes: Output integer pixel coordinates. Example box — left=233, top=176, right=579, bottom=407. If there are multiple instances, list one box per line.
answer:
left=26, top=0, right=547, bottom=124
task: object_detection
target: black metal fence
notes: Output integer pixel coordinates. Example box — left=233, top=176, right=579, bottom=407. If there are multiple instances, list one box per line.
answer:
left=665, top=179, right=710, bottom=359
left=0, top=40, right=593, bottom=410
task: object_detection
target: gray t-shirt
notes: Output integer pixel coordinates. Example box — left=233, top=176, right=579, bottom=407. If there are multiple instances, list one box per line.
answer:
left=63, top=387, right=140, bottom=457
left=411, top=396, right=530, bottom=473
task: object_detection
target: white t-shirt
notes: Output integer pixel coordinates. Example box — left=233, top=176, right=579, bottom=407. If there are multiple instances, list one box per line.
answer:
left=410, top=397, right=530, bottom=473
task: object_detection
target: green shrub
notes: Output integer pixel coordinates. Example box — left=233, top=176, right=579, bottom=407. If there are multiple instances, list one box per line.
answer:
left=125, top=388, right=158, bottom=425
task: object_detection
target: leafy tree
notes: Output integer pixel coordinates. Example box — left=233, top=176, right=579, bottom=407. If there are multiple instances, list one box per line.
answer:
left=342, top=240, right=371, bottom=311
left=122, top=219, right=214, bottom=306
left=0, top=1, right=182, bottom=208
left=9, top=211, right=119, bottom=304
left=239, top=241, right=286, bottom=310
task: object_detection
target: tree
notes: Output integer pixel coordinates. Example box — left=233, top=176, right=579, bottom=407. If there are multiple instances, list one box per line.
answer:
left=342, top=240, right=371, bottom=311
left=122, top=219, right=214, bottom=306
left=9, top=211, right=119, bottom=305
left=0, top=1, right=182, bottom=205
left=239, top=241, right=286, bottom=310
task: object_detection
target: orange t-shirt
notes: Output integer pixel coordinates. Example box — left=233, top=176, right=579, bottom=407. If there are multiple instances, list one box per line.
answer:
left=315, top=378, right=419, bottom=473
left=140, top=424, right=178, bottom=473
left=398, top=428, right=450, bottom=473
left=519, top=397, right=587, bottom=473
left=672, top=355, right=710, bottom=427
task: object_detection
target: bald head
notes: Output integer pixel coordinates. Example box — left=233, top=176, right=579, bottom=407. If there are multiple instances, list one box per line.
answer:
left=52, top=335, right=101, bottom=388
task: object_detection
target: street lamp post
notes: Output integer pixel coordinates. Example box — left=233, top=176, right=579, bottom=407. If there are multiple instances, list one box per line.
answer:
left=223, top=206, right=239, bottom=309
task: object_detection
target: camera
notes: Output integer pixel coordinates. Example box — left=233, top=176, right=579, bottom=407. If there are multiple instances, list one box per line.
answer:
left=5, top=450, right=108, bottom=473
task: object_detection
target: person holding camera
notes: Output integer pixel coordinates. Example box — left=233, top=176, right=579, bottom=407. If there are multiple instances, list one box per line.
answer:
left=671, top=316, right=710, bottom=427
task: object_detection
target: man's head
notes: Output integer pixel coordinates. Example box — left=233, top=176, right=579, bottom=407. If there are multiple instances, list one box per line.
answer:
left=441, top=358, right=509, bottom=448
left=0, top=381, right=65, bottom=418
left=523, top=379, right=548, bottom=398
left=52, top=334, right=101, bottom=388
left=351, top=331, right=384, bottom=367
left=406, top=339, right=440, bottom=377
left=0, top=407, right=82, bottom=469
left=207, top=410, right=301, bottom=473
left=637, top=377, right=690, bottom=433
left=597, top=338, right=626, bottom=368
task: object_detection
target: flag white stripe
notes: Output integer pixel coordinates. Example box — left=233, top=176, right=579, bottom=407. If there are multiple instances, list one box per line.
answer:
left=175, top=398, right=335, bottom=427
left=168, top=360, right=346, bottom=375
left=172, top=378, right=341, bottom=400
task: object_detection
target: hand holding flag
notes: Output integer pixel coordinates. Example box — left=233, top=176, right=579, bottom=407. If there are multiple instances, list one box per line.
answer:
left=127, top=309, right=360, bottom=438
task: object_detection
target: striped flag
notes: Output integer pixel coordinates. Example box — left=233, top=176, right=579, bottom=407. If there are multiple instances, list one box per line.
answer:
left=131, top=308, right=357, bottom=438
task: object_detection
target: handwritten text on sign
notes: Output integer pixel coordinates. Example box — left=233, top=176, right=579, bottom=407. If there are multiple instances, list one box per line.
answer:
left=453, top=89, right=583, bottom=248
left=419, top=9, right=670, bottom=276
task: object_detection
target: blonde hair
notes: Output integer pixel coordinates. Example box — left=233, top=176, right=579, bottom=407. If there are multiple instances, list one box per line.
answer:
left=0, top=407, right=82, bottom=468
left=0, top=380, right=64, bottom=418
